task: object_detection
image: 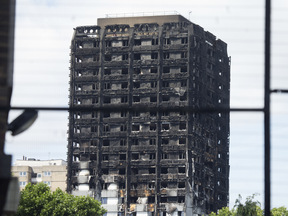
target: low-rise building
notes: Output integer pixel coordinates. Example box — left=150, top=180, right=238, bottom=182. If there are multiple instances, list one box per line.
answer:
left=12, top=158, right=67, bottom=191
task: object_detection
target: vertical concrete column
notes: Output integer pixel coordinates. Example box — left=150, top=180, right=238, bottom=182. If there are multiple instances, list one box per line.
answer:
left=155, top=26, right=163, bottom=216
left=125, top=27, right=134, bottom=216
left=185, top=23, right=194, bottom=216
left=96, top=28, right=106, bottom=201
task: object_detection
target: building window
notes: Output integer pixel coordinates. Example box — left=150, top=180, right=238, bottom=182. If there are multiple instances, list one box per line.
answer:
left=133, top=96, right=140, bottom=102
left=121, top=82, right=128, bottom=89
left=181, top=80, right=187, bottom=87
left=179, top=152, right=186, bottom=159
left=103, top=154, right=109, bottom=160
left=44, top=181, right=51, bottom=186
left=150, top=96, right=157, bottom=102
left=75, top=126, right=81, bottom=133
left=120, top=154, right=126, bottom=160
left=44, top=171, right=51, bottom=176
left=19, top=182, right=26, bottom=187
left=103, top=111, right=110, bottom=118
left=150, top=67, right=157, bottom=73
left=121, top=96, right=128, bottom=103
left=120, top=139, right=126, bottom=146
left=37, top=173, right=42, bottom=178
left=132, top=139, right=139, bottom=145
left=162, top=95, right=170, bottom=102
left=75, top=71, right=82, bottom=76
left=75, top=98, right=81, bottom=105
left=161, top=167, right=168, bottom=174
left=164, top=38, right=170, bottom=45
left=132, top=124, right=140, bottom=131
left=163, top=52, right=170, bottom=59
left=162, top=138, right=169, bottom=145
left=179, top=122, right=186, bottom=130
left=93, top=41, right=99, bottom=47
left=119, top=169, right=126, bottom=175
left=149, top=183, right=155, bottom=189
left=132, top=153, right=139, bottom=160
left=19, top=171, right=27, bottom=176
left=92, top=69, right=98, bottom=76
left=104, top=69, right=111, bottom=75
left=101, top=198, right=108, bottom=204
left=92, top=98, right=98, bottom=104
left=121, top=111, right=127, bottom=117
left=151, top=81, right=157, bottom=88
left=149, top=154, right=156, bottom=160
left=162, top=81, right=169, bottom=87
left=122, top=54, right=128, bottom=60
left=162, top=111, right=169, bottom=116
left=148, top=168, right=155, bottom=175
left=91, top=140, right=98, bottom=146
left=104, top=83, right=111, bottom=89
left=132, top=111, right=140, bottom=117
left=181, top=37, right=188, bottom=44
left=181, top=66, right=187, bottom=72
left=103, top=97, right=111, bottom=104
left=133, top=82, right=140, bottom=88
left=162, top=153, right=168, bottom=159
left=178, top=182, right=185, bottom=188
left=134, top=68, right=141, bottom=75
left=122, top=40, right=128, bottom=46
left=92, top=83, right=98, bottom=90
left=105, top=41, right=111, bottom=47
left=181, top=52, right=187, bottom=58
left=75, top=84, right=81, bottom=91
left=93, top=55, right=99, bottom=62
left=120, top=124, right=127, bottom=131
left=91, top=126, right=97, bottom=132
left=152, top=38, right=158, bottom=45
left=105, top=55, right=111, bottom=61
left=161, top=182, right=167, bottom=188
left=131, top=168, right=138, bottom=175
left=162, top=123, right=169, bottom=130
left=151, top=52, right=158, bottom=59
left=180, top=111, right=186, bottom=116
left=178, top=167, right=185, bottom=173
left=102, top=169, right=108, bottom=174
left=178, top=196, right=185, bottom=203
left=179, top=138, right=186, bottom=145
left=103, top=140, right=110, bottom=146
left=92, top=111, right=98, bottom=118
left=122, top=68, right=128, bottom=74
left=134, top=53, right=141, bottom=60
left=134, top=39, right=141, bottom=46
left=150, top=123, right=156, bottom=131
left=103, top=125, right=110, bottom=132
left=150, top=139, right=156, bottom=145
left=180, top=93, right=187, bottom=101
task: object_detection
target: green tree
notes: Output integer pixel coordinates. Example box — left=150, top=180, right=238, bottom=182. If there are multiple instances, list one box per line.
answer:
left=16, top=183, right=107, bottom=216
left=271, top=206, right=288, bottom=216
left=209, top=194, right=288, bottom=216
left=234, top=194, right=263, bottom=216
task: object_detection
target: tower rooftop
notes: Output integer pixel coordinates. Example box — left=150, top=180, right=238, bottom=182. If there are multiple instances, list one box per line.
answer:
left=97, top=14, right=191, bottom=28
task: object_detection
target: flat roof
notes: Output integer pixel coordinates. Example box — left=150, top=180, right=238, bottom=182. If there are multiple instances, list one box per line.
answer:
left=97, top=15, right=191, bottom=28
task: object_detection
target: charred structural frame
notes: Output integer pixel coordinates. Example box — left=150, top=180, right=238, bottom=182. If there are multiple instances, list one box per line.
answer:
left=67, top=15, right=230, bottom=216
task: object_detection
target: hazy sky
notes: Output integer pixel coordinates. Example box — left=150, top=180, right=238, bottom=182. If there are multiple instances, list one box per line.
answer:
left=5, top=0, right=288, bottom=209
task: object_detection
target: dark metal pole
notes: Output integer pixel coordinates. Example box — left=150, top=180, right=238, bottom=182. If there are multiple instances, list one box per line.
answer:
left=264, top=0, right=271, bottom=215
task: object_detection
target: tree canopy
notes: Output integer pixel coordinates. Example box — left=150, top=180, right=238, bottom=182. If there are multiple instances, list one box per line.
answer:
left=209, top=194, right=287, bottom=216
left=16, top=183, right=107, bottom=216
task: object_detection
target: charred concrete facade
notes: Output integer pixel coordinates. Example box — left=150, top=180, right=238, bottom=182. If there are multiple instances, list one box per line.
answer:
left=67, top=15, right=230, bottom=216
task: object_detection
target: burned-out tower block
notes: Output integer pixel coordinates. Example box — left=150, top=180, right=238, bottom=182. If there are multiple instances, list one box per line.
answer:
left=67, top=14, right=230, bottom=216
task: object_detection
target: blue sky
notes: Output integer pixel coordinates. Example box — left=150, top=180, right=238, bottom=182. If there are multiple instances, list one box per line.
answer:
left=5, top=0, right=288, bottom=209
